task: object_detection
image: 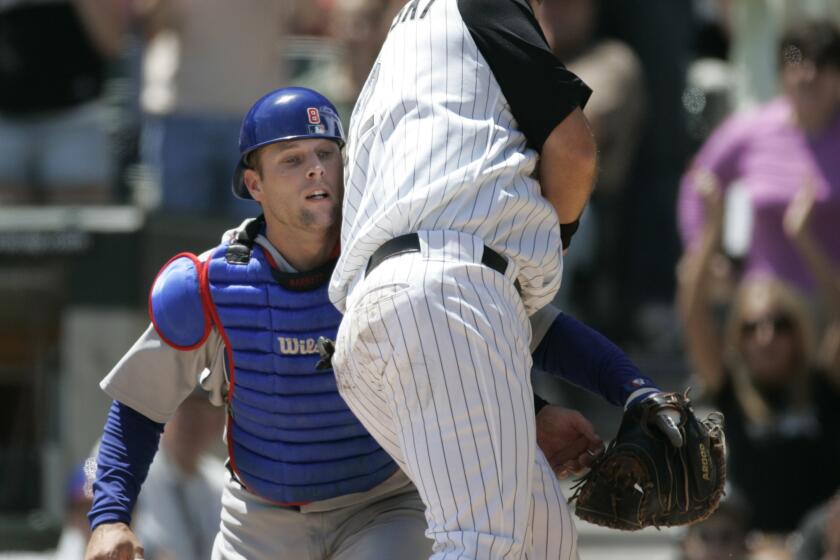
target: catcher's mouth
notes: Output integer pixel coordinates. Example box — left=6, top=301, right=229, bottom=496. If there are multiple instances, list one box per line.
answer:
left=305, top=190, right=329, bottom=200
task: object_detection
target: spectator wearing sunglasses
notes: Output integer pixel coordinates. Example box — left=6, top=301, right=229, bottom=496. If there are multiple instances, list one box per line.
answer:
left=677, top=170, right=840, bottom=535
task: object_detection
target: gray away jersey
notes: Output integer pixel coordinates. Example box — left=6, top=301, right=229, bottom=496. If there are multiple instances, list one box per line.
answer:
left=329, top=0, right=590, bottom=314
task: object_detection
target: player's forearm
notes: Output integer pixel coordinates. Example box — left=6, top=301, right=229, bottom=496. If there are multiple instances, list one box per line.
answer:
left=793, top=229, right=840, bottom=318
left=532, top=312, right=659, bottom=407
left=539, top=108, right=598, bottom=225
left=88, top=401, right=164, bottom=530
left=675, top=226, right=726, bottom=393
left=676, top=217, right=721, bottom=320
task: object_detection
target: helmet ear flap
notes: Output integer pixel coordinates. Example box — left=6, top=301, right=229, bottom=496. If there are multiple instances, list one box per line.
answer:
left=232, top=87, right=345, bottom=200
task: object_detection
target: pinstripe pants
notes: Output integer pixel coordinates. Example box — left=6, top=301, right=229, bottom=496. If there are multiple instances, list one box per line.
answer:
left=333, top=231, right=578, bottom=560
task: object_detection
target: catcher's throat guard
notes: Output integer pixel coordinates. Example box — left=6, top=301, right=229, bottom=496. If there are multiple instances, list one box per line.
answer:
left=571, top=392, right=726, bottom=530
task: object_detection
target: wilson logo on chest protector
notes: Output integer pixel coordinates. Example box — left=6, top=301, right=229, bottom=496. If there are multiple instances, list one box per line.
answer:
left=278, top=337, right=319, bottom=355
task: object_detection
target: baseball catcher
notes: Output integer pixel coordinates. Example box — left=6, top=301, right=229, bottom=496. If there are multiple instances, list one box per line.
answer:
left=571, top=391, right=726, bottom=530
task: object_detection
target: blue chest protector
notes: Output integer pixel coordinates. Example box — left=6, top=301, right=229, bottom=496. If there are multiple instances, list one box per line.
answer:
left=150, top=222, right=397, bottom=504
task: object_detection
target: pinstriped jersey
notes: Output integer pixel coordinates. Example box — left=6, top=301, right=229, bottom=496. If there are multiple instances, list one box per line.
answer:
left=329, top=0, right=590, bottom=314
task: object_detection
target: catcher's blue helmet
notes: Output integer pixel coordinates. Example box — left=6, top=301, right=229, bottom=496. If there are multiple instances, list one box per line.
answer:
left=232, top=87, right=345, bottom=199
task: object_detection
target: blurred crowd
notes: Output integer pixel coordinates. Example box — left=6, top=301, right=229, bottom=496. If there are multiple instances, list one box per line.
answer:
left=0, top=0, right=405, bottom=213
left=1, top=0, right=839, bottom=559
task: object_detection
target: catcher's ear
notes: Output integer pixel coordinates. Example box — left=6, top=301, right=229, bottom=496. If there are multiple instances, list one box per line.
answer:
left=243, top=169, right=263, bottom=200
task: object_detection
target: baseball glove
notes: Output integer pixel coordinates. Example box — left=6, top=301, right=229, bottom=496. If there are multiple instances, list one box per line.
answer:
left=570, top=391, right=726, bottom=530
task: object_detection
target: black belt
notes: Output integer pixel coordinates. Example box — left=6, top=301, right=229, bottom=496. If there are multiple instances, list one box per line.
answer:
left=366, top=233, right=520, bottom=291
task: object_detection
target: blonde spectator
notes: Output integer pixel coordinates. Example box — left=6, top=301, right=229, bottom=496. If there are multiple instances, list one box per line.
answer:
left=677, top=171, right=840, bottom=534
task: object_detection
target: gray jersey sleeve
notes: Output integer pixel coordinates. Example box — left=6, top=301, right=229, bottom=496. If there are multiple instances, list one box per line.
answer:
left=100, top=324, right=227, bottom=423
left=529, top=303, right=561, bottom=353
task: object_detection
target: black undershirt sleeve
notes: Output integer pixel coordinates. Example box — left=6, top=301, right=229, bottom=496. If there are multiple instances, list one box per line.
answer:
left=458, top=0, right=592, bottom=150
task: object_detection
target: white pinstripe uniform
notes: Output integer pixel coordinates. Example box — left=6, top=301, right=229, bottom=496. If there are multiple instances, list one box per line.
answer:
left=329, top=0, right=590, bottom=558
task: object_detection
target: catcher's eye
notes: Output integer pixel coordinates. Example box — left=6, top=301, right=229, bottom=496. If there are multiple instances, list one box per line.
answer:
left=740, top=314, right=794, bottom=337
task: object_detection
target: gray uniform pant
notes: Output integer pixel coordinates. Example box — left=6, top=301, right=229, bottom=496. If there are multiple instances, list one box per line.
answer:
left=211, top=474, right=431, bottom=559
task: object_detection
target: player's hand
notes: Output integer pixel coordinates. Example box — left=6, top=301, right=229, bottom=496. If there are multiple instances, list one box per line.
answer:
left=85, top=522, right=145, bottom=560
left=637, top=392, right=684, bottom=448
left=536, top=405, right=604, bottom=478
left=652, top=407, right=684, bottom=448
left=783, top=178, right=817, bottom=240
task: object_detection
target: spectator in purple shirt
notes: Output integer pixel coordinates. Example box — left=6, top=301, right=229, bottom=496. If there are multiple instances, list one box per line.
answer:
left=678, top=19, right=840, bottom=293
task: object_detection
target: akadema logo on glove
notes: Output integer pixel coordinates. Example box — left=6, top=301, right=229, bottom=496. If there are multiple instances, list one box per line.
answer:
left=698, top=443, right=711, bottom=481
